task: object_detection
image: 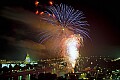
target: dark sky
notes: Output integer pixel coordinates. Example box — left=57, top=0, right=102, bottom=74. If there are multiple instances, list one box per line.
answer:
left=0, top=0, right=120, bottom=60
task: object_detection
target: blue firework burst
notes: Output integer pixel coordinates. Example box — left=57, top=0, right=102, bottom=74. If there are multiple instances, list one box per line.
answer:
left=42, top=3, right=89, bottom=39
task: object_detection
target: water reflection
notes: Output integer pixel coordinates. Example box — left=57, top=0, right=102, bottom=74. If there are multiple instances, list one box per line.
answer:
left=2, top=72, right=40, bottom=80
left=18, top=74, right=30, bottom=80
left=5, top=74, right=31, bottom=80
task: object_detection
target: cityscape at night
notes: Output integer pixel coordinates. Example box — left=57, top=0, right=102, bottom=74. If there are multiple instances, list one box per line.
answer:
left=0, top=0, right=120, bottom=80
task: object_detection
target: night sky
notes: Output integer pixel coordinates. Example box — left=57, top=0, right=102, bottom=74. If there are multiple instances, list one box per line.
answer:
left=0, top=0, right=120, bottom=60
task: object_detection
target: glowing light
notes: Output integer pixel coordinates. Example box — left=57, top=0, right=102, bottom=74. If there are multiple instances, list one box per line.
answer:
left=49, top=1, right=53, bottom=5
left=35, top=1, right=39, bottom=7
left=48, top=14, right=51, bottom=16
left=40, top=12, right=44, bottom=15
left=52, top=14, right=55, bottom=18
left=64, top=34, right=83, bottom=68
left=113, top=57, right=120, bottom=61
left=25, top=53, right=31, bottom=64
left=35, top=10, right=39, bottom=14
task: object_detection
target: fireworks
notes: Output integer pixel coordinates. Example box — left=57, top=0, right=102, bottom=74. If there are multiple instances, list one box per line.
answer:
left=39, top=3, right=89, bottom=42
left=64, top=34, right=83, bottom=68
left=42, top=3, right=89, bottom=38
left=38, top=3, right=89, bottom=72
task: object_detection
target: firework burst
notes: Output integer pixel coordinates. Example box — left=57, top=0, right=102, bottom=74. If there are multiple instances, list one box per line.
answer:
left=42, top=3, right=89, bottom=39
left=38, top=3, right=89, bottom=71
left=39, top=3, right=89, bottom=43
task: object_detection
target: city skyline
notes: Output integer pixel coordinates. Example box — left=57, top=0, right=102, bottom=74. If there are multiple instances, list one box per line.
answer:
left=0, top=0, right=120, bottom=60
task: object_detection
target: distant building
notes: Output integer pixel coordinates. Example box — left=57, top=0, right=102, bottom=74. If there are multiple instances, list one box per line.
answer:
left=0, top=53, right=38, bottom=68
left=24, top=53, right=31, bottom=64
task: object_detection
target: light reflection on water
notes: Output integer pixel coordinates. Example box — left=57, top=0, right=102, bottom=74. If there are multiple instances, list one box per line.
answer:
left=5, top=74, right=31, bottom=80
left=18, top=74, right=31, bottom=80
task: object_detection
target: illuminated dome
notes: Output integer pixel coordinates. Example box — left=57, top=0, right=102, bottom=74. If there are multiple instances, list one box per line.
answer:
left=24, top=53, right=31, bottom=64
